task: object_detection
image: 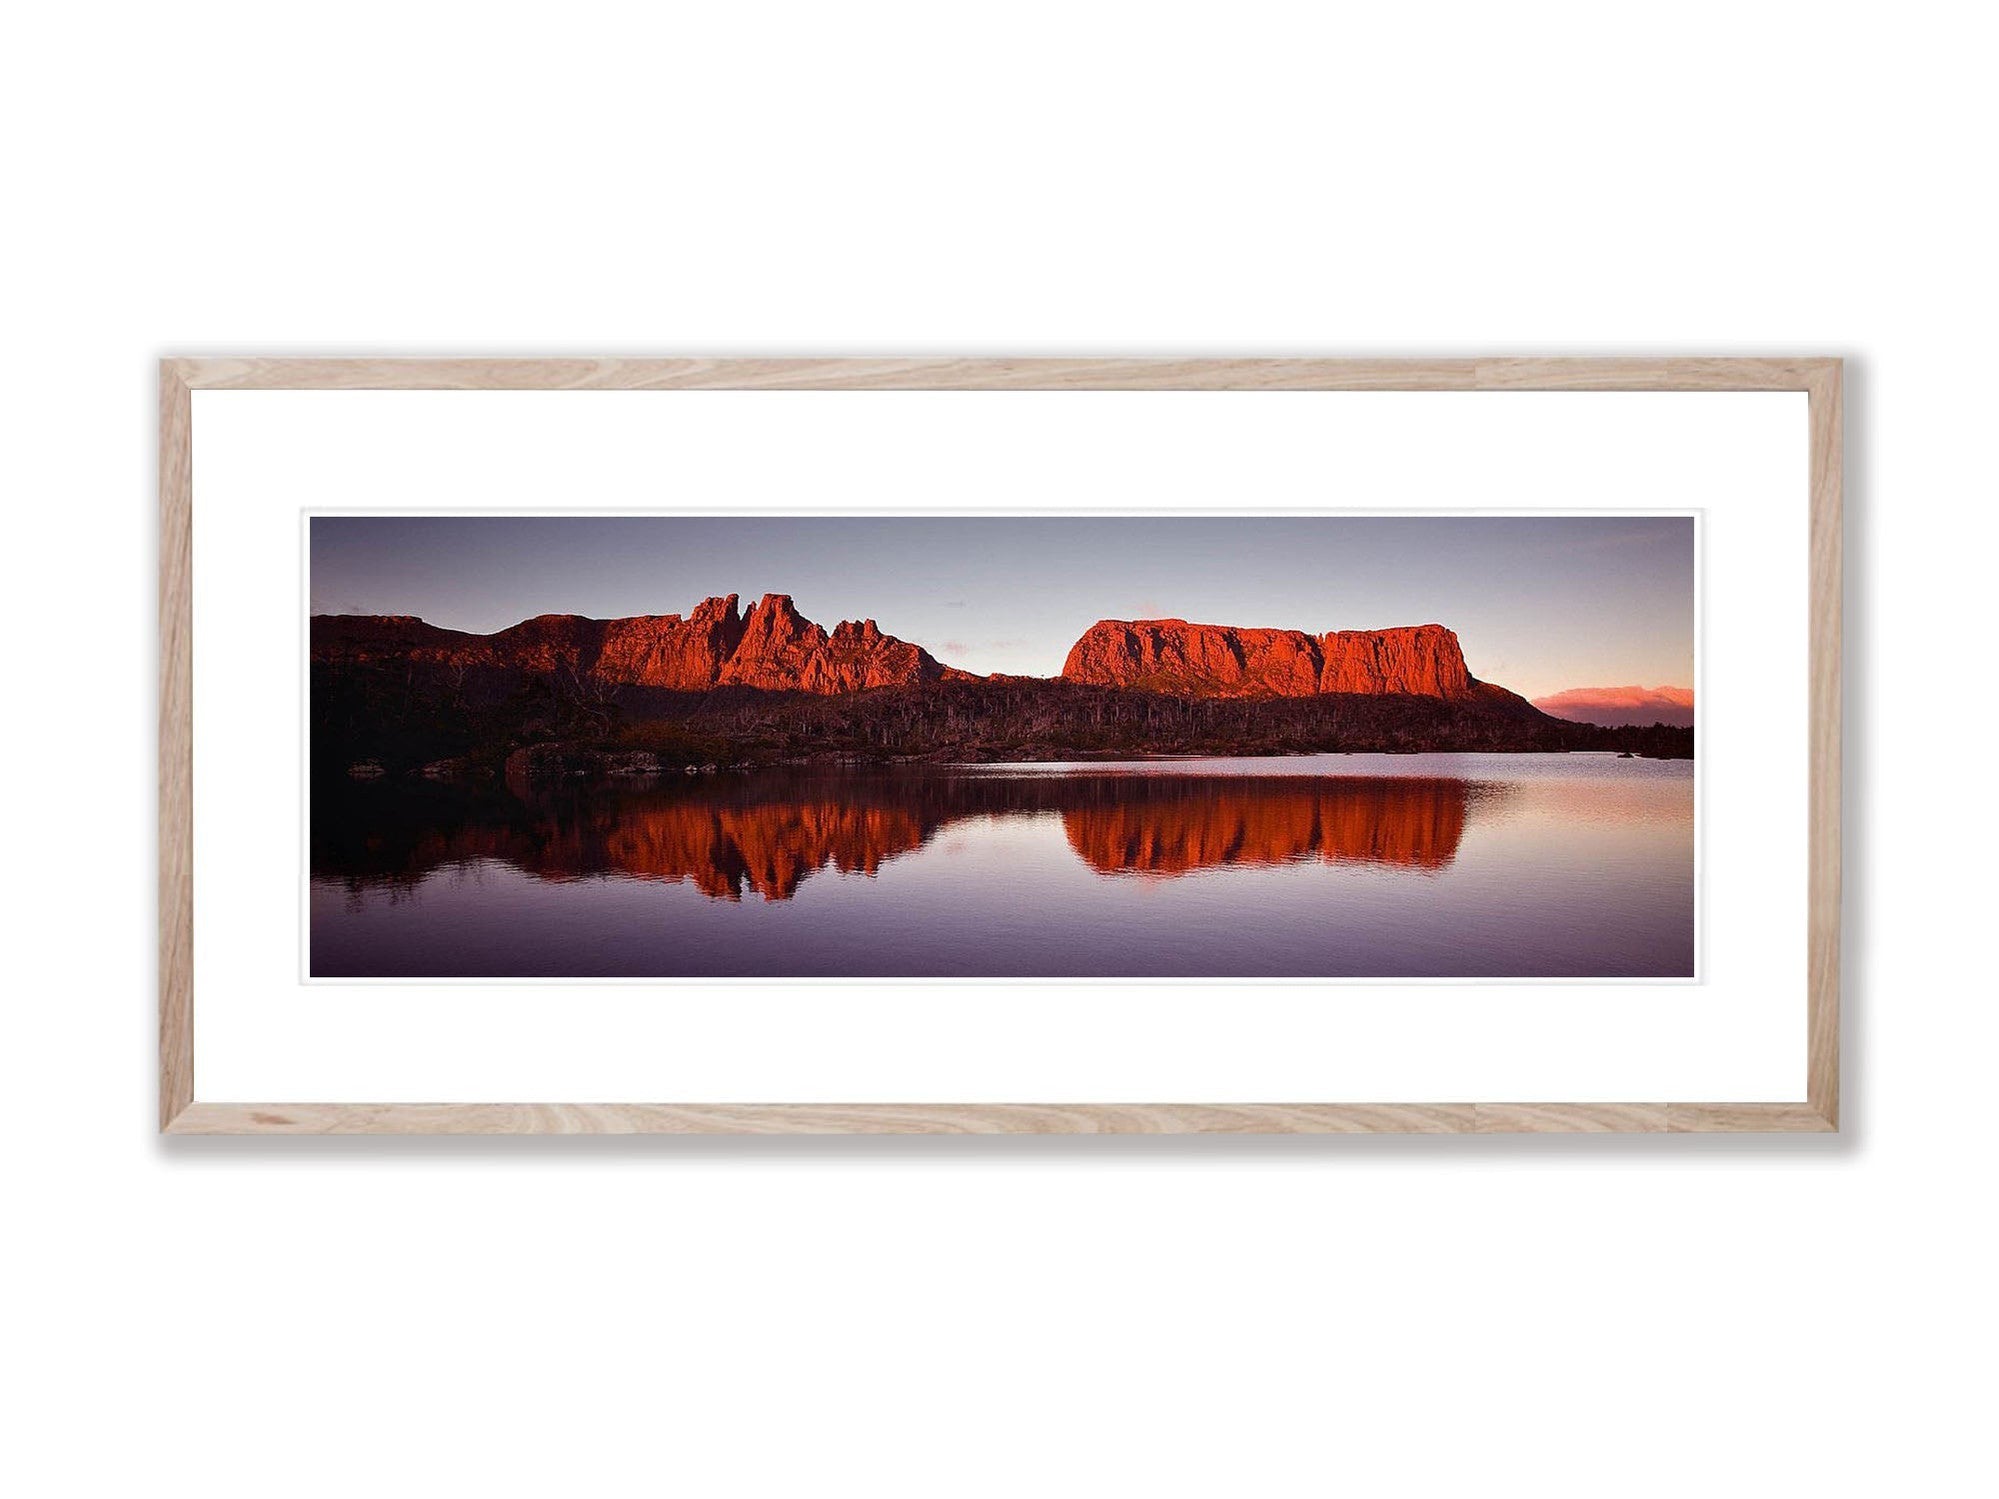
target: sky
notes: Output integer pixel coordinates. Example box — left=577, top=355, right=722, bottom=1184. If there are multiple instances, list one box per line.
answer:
left=309, top=516, right=1694, bottom=700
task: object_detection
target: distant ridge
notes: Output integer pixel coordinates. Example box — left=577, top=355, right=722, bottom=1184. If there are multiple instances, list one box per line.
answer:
left=313, top=593, right=962, bottom=695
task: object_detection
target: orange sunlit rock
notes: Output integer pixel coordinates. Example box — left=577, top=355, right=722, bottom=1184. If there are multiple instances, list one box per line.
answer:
left=1060, top=618, right=1475, bottom=699
left=312, top=593, right=954, bottom=694
left=314, top=601, right=1486, bottom=700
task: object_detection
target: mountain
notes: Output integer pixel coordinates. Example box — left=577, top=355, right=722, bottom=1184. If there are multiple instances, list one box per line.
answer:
left=316, top=600, right=1510, bottom=703
left=1531, top=685, right=1695, bottom=728
left=1062, top=617, right=1491, bottom=700
left=312, top=592, right=1694, bottom=770
left=312, top=593, right=956, bottom=694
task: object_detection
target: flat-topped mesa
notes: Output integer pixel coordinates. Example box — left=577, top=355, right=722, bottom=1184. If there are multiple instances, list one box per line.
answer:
left=1060, top=617, right=1476, bottom=699
left=311, top=592, right=954, bottom=694
left=1318, top=624, right=1472, bottom=698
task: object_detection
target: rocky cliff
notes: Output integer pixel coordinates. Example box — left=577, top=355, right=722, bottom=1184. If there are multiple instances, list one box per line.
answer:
left=719, top=595, right=944, bottom=692
left=312, top=593, right=954, bottom=694
left=1060, top=618, right=1476, bottom=699
left=314, top=601, right=1530, bottom=707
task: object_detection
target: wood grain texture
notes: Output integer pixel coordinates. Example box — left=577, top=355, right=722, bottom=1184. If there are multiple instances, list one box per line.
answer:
left=159, top=362, right=193, bottom=1130
left=178, top=357, right=1483, bottom=391
left=171, top=355, right=1841, bottom=393
left=1806, top=361, right=1843, bottom=1127
left=1666, top=1103, right=1836, bottom=1133
left=1473, top=356, right=1837, bottom=391
left=1473, top=1104, right=1669, bottom=1133
left=164, top=1101, right=1840, bottom=1136
left=158, top=356, right=1842, bottom=1136
left=169, top=1102, right=1480, bottom=1136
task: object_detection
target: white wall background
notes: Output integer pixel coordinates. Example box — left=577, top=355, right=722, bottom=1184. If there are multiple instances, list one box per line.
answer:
left=2, top=4, right=1989, bottom=1496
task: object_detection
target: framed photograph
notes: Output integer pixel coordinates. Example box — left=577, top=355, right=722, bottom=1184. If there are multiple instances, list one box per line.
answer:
left=159, top=357, right=1840, bottom=1134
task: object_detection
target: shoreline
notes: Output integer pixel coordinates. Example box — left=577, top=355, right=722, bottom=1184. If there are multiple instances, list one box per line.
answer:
left=343, top=740, right=1694, bottom=784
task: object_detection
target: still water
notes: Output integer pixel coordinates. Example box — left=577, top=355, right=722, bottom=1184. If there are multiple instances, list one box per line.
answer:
left=310, top=754, right=1694, bottom=979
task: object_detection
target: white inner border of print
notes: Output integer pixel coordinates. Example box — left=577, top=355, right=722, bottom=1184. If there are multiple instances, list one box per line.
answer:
left=193, top=390, right=1799, bottom=1104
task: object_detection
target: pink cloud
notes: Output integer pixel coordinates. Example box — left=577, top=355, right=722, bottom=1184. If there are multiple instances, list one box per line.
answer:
left=1532, top=685, right=1694, bottom=729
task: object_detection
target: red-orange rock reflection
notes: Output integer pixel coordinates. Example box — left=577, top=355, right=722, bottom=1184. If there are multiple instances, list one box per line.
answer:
left=314, top=772, right=1481, bottom=903
left=1063, top=776, right=1467, bottom=875
left=600, top=801, right=927, bottom=900
left=346, top=792, right=927, bottom=902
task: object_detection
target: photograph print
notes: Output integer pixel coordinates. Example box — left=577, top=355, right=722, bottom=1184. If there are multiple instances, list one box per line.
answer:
left=309, top=514, right=1696, bottom=980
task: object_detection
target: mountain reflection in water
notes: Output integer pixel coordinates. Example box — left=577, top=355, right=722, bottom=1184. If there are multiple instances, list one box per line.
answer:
left=310, top=756, right=1695, bottom=978
left=313, top=771, right=1485, bottom=902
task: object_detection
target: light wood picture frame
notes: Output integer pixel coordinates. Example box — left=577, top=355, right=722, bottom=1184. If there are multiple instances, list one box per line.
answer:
left=160, top=357, right=1841, bottom=1135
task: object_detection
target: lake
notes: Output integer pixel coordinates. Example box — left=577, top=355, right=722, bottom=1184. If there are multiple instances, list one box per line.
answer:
left=309, top=753, right=1694, bottom=979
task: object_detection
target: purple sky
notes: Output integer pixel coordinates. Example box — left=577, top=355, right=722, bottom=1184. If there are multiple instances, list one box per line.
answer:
left=309, top=516, right=1693, bottom=699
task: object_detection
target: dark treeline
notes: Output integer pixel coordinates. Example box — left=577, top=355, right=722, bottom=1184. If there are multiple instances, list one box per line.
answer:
left=312, top=659, right=1695, bottom=777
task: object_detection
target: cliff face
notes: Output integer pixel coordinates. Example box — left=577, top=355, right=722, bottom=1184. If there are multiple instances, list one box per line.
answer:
left=312, top=593, right=951, bottom=694
left=720, top=595, right=944, bottom=692
left=1318, top=625, right=1473, bottom=697
left=593, top=594, right=750, bottom=689
left=1060, top=618, right=1475, bottom=699
left=315, top=599, right=1505, bottom=705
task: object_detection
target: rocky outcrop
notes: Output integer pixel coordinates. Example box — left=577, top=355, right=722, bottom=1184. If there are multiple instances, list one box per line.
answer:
left=1060, top=618, right=1475, bottom=699
left=720, top=595, right=945, bottom=692
left=1060, top=621, right=1324, bottom=697
left=593, top=594, right=750, bottom=689
left=316, top=597, right=1522, bottom=707
left=313, top=593, right=952, bottom=695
